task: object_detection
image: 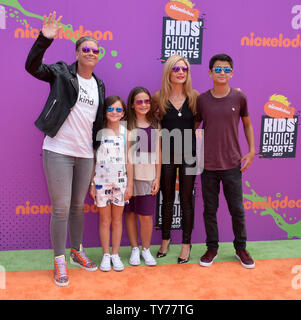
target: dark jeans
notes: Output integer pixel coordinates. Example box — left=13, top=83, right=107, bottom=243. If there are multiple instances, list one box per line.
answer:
left=201, top=164, right=247, bottom=250
left=160, top=159, right=196, bottom=244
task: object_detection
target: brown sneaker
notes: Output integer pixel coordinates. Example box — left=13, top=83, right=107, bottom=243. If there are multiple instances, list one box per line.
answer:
left=200, top=249, right=218, bottom=267
left=236, top=249, right=255, bottom=269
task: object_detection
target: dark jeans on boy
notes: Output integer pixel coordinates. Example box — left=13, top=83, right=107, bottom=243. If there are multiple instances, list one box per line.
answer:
left=201, top=164, right=247, bottom=251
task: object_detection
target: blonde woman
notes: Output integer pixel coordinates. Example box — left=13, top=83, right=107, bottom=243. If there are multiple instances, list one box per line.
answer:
left=153, top=55, right=199, bottom=264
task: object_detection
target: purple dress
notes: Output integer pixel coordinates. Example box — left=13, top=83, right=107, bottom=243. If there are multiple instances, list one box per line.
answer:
left=124, top=126, right=157, bottom=216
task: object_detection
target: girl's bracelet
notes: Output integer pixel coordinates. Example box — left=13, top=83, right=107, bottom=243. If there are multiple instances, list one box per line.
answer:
left=90, top=182, right=95, bottom=186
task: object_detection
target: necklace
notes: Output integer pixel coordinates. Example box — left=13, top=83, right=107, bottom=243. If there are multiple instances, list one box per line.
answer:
left=177, top=105, right=183, bottom=117
left=169, top=95, right=186, bottom=117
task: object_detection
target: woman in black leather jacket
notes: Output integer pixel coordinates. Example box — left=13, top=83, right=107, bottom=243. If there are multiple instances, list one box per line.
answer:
left=25, top=11, right=105, bottom=287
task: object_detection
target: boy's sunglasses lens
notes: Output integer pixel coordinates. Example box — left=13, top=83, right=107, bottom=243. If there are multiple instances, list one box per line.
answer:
left=213, top=67, right=232, bottom=73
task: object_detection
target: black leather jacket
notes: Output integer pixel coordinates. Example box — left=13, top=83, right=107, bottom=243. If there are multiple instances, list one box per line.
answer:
left=25, top=32, right=105, bottom=150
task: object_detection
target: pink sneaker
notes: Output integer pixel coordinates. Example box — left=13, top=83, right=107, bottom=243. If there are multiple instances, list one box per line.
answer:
left=70, top=244, right=97, bottom=271
left=54, top=255, right=69, bottom=287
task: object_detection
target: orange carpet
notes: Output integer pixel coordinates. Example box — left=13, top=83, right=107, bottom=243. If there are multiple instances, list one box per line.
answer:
left=1, top=258, right=301, bottom=300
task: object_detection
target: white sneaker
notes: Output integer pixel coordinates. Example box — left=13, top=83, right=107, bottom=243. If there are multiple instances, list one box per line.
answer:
left=142, top=248, right=157, bottom=266
left=129, top=247, right=141, bottom=266
left=111, top=254, right=125, bottom=271
left=99, top=253, right=111, bottom=272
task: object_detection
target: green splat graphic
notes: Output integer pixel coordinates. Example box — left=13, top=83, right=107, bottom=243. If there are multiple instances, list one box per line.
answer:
left=0, top=0, right=123, bottom=68
left=243, top=181, right=301, bottom=239
left=111, top=50, right=118, bottom=57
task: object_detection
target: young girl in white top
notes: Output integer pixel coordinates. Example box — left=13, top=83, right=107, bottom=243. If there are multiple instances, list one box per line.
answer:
left=124, top=87, right=161, bottom=266
left=90, top=96, right=133, bottom=271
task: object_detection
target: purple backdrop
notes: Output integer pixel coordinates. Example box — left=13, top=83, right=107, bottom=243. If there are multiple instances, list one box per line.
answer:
left=0, top=0, right=300, bottom=250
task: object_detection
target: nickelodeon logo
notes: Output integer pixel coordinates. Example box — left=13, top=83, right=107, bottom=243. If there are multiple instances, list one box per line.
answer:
left=165, top=0, right=200, bottom=21
left=14, top=24, right=113, bottom=41
left=16, top=201, right=99, bottom=215
left=241, top=32, right=301, bottom=48
left=244, top=196, right=301, bottom=210
left=264, top=94, right=295, bottom=119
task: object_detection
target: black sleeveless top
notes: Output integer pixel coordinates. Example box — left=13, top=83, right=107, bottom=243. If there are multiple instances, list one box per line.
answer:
left=161, top=98, right=196, bottom=162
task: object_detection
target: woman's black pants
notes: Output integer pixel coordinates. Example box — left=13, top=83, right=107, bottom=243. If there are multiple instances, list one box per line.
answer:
left=160, top=160, right=196, bottom=244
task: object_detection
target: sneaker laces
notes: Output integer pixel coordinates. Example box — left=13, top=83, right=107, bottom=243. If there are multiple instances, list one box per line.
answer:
left=143, top=248, right=156, bottom=261
left=238, top=249, right=251, bottom=260
left=111, top=254, right=122, bottom=266
left=55, top=260, right=67, bottom=278
left=204, top=249, right=217, bottom=259
left=143, top=248, right=152, bottom=257
left=78, top=249, right=94, bottom=266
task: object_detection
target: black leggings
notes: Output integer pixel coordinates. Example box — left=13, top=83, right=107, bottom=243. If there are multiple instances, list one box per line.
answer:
left=160, top=161, right=196, bottom=244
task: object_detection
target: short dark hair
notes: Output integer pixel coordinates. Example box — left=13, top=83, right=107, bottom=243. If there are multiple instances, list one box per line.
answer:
left=209, top=54, right=233, bottom=70
left=75, top=36, right=98, bottom=51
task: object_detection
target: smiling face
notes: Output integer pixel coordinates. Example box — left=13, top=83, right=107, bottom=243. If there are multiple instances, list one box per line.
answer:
left=133, top=92, right=151, bottom=117
left=209, top=60, right=233, bottom=85
left=105, top=100, right=125, bottom=124
left=76, top=40, right=99, bottom=69
left=169, top=60, right=188, bottom=85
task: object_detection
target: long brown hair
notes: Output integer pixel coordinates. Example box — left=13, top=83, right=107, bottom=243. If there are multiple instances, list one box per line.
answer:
left=127, top=87, right=158, bottom=130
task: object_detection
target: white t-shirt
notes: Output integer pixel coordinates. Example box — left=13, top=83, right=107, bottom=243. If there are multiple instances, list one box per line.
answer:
left=43, top=74, right=99, bottom=158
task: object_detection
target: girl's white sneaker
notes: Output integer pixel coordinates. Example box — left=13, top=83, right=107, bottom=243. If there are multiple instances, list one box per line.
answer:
left=111, top=254, right=125, bottom=271
left=142, top=248, right=157, bottom=266
left=99, top=253, right=111, bottom=272
left=129, top=247, right=141, bottom=266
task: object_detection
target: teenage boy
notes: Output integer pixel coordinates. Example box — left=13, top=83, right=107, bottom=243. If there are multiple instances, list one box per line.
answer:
left=195, top=54, right=255, bottom=269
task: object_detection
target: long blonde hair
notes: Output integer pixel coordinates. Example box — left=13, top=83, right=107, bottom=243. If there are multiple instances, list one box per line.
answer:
left=158, top=55, right=197, bottom=118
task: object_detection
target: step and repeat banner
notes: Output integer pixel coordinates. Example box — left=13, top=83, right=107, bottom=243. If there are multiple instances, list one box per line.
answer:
left=0, top=0, right=300, bottom=250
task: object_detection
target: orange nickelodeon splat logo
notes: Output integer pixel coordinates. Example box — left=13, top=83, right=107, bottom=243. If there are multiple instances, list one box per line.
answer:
left=259, top=94, right=298, bottom=158
left=264, top=94, right=295, bottom=118
left=165, top=0, right=200, bottom=21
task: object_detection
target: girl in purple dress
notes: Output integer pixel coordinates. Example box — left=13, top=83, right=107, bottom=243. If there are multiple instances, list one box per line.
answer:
left=124, top=87, right=161, bottom=266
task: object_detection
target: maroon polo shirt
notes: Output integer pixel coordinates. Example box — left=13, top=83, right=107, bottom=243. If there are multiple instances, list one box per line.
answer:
left=195, top=88, right=249, bottom=171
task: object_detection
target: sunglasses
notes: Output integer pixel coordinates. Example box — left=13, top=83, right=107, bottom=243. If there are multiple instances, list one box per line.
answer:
left=135, top=99, right=150, bottom=105
left=213, top=67, right=232, bottom=74
left=81, top=46, right=100, bottom=55
left=106, top=106, right=123, bottom=113
left=171, top=66, right=188, bottom=73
